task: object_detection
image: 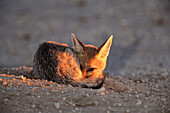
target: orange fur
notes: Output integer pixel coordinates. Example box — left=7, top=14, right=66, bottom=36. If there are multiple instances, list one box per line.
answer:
left=70, top=34, right=113, bottom=87
left=33, top=34, right=113, bottom=88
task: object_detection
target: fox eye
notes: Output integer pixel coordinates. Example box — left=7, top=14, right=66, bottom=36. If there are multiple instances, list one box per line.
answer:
left=80, top=64, right=83, bottom=70
left=87, top=68, right=95, bottom=73
left=85, top=75, right=92, bottom=78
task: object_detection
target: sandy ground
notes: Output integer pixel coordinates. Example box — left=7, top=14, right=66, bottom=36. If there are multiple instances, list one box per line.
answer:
left=0, top=66, right=169, bottom=113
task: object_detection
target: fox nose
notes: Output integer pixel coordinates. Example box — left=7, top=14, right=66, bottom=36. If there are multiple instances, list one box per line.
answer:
left=82, top=70, right=87, bottom=78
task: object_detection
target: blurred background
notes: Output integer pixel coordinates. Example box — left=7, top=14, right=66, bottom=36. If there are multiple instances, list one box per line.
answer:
left=0, top=0, right=170, bottom=74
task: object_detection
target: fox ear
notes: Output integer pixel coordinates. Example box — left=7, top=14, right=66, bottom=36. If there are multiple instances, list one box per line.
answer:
left=71, top=33, right=85, bottom=54
left=97, top=35, right=113, bottom=59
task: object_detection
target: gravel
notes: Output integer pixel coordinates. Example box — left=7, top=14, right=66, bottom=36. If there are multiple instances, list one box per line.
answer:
left=0, top=67, right=169, bottom=113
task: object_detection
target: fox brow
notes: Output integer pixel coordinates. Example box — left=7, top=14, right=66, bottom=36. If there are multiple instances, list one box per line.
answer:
left=84, top=46, right=99, bottom=58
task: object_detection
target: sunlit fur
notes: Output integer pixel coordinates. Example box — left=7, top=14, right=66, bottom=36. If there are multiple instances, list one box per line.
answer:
left=73, top=45, right=109, bottom=88
left=33, top=34, right=113, bottom=88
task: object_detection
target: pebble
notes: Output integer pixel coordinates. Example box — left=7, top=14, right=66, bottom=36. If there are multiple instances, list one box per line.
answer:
left=4, top=98, right=9, bottom=101
left=69, top=102, right=76, bottom=107
left=162, top=72, right=168, bottom=77
left=161, top=98, right=166, bottom=101
left=102, top=98, right=105, bottom=101
left=136, top=100, right=142, bottom=105
left=98, top=87, right=105, bottom=92
left=94, top=101, right=99, bottom=105
left=32, top=105, right=36, bottom=108
left=126, top=109, right=130, bottom=112
left=108, top=106, right=111, bottom=110
left=136, top=81, right=140, bottom=84
left=145, top=79, right=148, bottom=82
left=37, top=95, right=41, bottom=98
left=144, top=105, right=148, bottom=108
left=107, top=111, right=110, bottom=113
left=136, top=95, right=139, bottom=98
left=86, top=93, right=89, bottom=97
left=62, top=97, right=66, bottom=100
left=117, top=103, right=122, bottom=107
left=128, top=94, right=132, bottom=97
left=129, top=80, right=133, bottom=83
left=142, top=79, right=145, bottom=83
left=161, top=68, right=167, bottom=73
left=75, top=108, right=79, bottom=111
left=54, top=102, right=60, bottom=109
left=129, top=88, right=133, bottom=92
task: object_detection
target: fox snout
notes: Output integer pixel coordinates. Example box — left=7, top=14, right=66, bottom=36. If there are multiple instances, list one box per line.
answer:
left=78, top=76, right=105, bottom=89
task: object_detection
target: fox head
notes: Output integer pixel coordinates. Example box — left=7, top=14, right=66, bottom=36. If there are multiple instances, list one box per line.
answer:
left=71, top=33, right=113, bottom=88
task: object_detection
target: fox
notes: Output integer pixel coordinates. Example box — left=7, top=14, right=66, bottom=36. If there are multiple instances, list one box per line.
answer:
left=33, top=33, right=113, bottom=88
